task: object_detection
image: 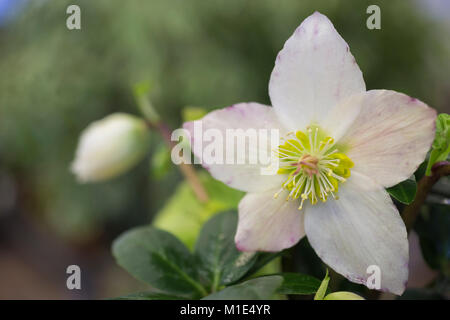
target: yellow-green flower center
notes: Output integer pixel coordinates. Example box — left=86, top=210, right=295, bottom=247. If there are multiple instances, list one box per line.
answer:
left=274, top=126, right=354, bottom=210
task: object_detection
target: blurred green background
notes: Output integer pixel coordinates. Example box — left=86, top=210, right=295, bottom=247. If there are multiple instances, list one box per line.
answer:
left=0, top=0, right=448, bottom=299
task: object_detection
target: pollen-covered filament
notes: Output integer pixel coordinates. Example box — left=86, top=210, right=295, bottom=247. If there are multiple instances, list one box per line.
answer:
left=274, top=126, right=353, bottom=210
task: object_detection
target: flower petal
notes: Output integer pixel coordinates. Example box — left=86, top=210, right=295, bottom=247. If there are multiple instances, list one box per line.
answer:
left=268, top=11, right=365, bottom=131
left=304, top=172, right=409, bottom=295
left=183, top=102, right=287, bottom=192
left=337, top=90, right=436, bottom=187
left=235, top=188, right=305, bottom=252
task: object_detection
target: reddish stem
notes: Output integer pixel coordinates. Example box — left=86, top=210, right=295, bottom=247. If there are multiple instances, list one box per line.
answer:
left=402, top=161, right=450, bottom=232
left=148, top=121, right=209, bottom=203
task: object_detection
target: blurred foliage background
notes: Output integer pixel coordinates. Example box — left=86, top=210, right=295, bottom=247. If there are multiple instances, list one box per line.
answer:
left=0, top=0, right=448, bottom=299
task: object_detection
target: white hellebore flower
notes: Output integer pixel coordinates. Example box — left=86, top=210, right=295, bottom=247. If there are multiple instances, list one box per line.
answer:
left=72, top=113, right=149, bottom=183
left=183, top=12, right=436, bottom=295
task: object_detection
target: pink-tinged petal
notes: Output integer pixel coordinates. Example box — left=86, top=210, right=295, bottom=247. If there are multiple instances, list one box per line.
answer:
left=304, top=172, right=409, bottom=295
left=268, top=11, right=365, bottom=131
left=235, top=188, right=305, bottom=252
left=337, top=90, right=436, bottom=188
left=183, top=102, right=287, bottom=193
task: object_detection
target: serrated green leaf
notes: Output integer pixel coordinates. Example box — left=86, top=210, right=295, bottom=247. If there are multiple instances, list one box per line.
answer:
left=276, top=272, right=322, bottom=295
left=153, top=172, right=244, bottom=249
left=202, top=276, right=283, bottom=300
left=426, top=113, right=450, bottom=175
left=112, top=226, right=207, bottom=298
left=386, top=175, right=417, bottom=204
left=195, top=211, right=258, bottom=289
left=433, top=113, right=450, bottom=149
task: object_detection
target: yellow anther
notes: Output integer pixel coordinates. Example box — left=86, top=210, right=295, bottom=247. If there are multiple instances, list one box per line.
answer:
left=276, top=126, right=352, bottom=208
left=298, top=197, right=306, bottom=210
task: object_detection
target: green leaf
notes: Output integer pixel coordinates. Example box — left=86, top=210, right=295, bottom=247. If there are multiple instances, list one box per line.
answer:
left=276, top=272, right=322, bottom=295
left=426, top=113, right=450, bottom=175
left=114, top=291, right=187, bottom=300
left=132, top=81, right=160, bottom=123
left=112, top=226, right=207, bottom=298
left=195, top=211, right=258, bottom=289
left=153, top=172, right=244, bottom=249
left=182, top=106, right=208, bottom=122
left=133, top=80, right=152, bottom=98
left=314, top=269, right=330, bottom=300
left=150, top=143, right=172, bottom=180
left=244, top=252, right=285, bottom=277
left=202, top=276, right=283, bottom=300
left=386, top=175, right=417, bottom=204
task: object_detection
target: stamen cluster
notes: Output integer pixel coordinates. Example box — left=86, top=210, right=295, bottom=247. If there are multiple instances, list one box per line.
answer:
left=274, top=126, right=354, bottom=210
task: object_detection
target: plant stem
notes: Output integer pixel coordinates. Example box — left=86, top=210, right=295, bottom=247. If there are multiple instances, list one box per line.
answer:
left=134, top=84, right=160, bottom=124
left=151, top=121, right=209, bottom=203
left=402, top=161, right=450, bottom=232
left=133, top=86, right=209, bottom=203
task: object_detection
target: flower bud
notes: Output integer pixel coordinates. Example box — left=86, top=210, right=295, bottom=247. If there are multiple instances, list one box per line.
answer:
left=323, top=291, right=365, bottom=300
left=71, top=113, right=149, bottom=183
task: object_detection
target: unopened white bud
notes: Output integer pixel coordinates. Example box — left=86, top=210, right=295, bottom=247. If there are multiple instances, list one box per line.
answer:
left=323, top=291, right=365, bottom=300
left=71, top=113, right=149, bottom=183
